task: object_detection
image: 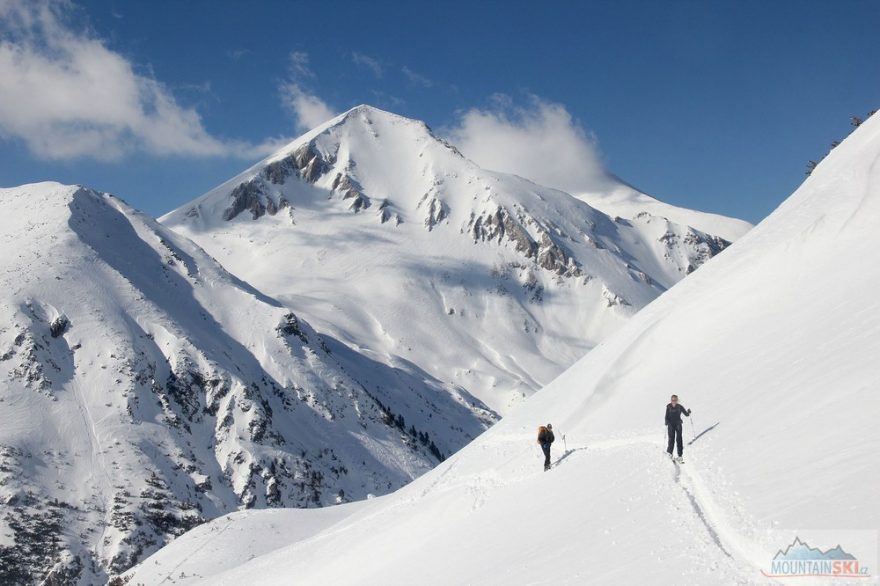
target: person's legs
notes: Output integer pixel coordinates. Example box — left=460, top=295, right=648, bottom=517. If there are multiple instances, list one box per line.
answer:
left=667, top=425, right=675, bottom=454
left=542, top=444, right=551, bottom=469
left=675, top=425, right=684, bottom=457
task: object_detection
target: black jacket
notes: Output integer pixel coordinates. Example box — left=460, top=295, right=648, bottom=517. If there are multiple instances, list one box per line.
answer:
left=665, top=403, right=691, bottom=427
left=538, top=428, right=555, bottom=445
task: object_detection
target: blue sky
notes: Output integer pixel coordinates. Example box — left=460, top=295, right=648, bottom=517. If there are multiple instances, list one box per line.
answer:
left=0, top=0, right=878, bottom=223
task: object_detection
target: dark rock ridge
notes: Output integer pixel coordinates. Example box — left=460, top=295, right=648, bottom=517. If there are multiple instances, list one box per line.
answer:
left=655, top=224, right=731, bottom=273
left=468, top=205, right=581, bottom=277
left=222, top=180, right=290, bottom=221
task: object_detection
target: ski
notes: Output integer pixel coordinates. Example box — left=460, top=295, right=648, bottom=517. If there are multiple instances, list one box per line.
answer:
left=666, top=453, right=685, bottom=464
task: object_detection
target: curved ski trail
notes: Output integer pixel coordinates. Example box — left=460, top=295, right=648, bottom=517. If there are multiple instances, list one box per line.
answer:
left=564, top=433, right=765, bottom=579
left=70, top=378, right=115, bottom=563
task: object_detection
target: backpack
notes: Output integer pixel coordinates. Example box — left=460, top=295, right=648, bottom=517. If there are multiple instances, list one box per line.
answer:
left=537, top=426, right=547, bottom=443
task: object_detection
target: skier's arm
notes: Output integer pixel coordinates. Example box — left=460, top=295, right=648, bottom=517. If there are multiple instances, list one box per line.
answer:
left=683, top=405, right=691, bottom=417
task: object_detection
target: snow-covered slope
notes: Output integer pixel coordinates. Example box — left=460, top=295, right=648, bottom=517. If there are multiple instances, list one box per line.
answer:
left=128, top=112, right=879, bottom=585
left=163, top=105, right=745, bottom=414
left=574, top=181, right=752, bottom=243
left=0, top=183, right=493, bottom=585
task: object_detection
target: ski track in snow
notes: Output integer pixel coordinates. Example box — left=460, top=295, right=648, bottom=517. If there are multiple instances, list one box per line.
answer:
left=70, top=377, right=114, bottom=563
left=575, top=433, right=769, bottom=581
left=155, top=517, right=235, bottom=586
left=443, top=432, right=758, bottom=579
left=580, top=435, right=748, bottom=568
left=672, top=460, right=732, bottom=558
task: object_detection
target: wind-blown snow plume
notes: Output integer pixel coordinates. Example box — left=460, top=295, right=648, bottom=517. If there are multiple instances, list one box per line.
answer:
left=447, top=95, right=612, bottom=193
left=279, top=50, right=339, bottom=132
left=280, top=83, right=338, bottom=132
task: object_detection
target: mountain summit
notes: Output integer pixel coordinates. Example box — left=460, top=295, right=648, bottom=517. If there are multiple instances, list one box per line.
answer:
left=164, top=104, right=749, bottom=413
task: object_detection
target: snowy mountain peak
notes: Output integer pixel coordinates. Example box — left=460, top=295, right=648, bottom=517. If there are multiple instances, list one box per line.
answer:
left=161, top=107, right=746, bottom=414
left=268, top=104, right=446, bottom=163
left=336, top=103, right=434, bottom=130
left=167, top=103, right=468, bottom=228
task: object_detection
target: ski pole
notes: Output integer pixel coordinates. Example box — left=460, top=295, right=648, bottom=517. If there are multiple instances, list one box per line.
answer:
left=690, top=415, right=696, bottom=442
left=563, top=434, right=567, bottom=453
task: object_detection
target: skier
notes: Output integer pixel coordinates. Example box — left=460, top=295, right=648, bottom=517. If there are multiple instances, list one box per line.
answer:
left=665, top=395, right=691, bottom=463
left=537, top=423, right=555, bottom=471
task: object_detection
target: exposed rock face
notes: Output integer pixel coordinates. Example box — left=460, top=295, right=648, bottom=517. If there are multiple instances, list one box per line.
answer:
left=469, top=205, right=581, bottom=277
left=294, top=143, right=331, bottom=183
left=421, top=193, right=449, bottom=230
left=49, top=314, right=70, bottom=338
left=331, top=172, right=370, bottom=212
left=224, top=141, right=378, bottom=220
left=377, top=200, right=402, bottom=225
left=655, top=220, right=732, bottom=274
left=602, top=285, right=630, bottom=307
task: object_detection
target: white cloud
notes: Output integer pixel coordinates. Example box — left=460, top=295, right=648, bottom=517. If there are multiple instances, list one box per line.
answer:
left=288, top=50, right=314, bottom=79
left=0, top=0, right=270, bottom=160
left=401, top=66, right=432, bottom=88
left=351, top=51, right=382, bottom=78
left=446, top=95, right=610, bottom=193
left=277, top=50, right=338, bottom=133
left=227, top=47, right=251, bottom=61
left=280, top=83, right=338, bottom=132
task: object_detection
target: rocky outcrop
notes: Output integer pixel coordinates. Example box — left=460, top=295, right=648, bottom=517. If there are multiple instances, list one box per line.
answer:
left=420, top=193, right=449, bottom=230
left=223, top=141, right=387, bottom=220
left=292, top=143, right=332, bottom=184
left=602, top=285, right=630, bottom=308
left=263, top=142, right=334, bottom=187
left=659, top=226, right=731, bottom=274
left=222, top=181, right=290, bottom=221
left=469, top=205, right=581, bottom=277
left=377, top=200, right=402, bottom=225
left=331, top=172, right=370, bottom=212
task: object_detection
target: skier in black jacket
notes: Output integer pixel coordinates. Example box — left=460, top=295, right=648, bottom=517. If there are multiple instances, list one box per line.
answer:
left=665, top=395, right=691, bottom=462
left=537, top=424, right=555, bottom=471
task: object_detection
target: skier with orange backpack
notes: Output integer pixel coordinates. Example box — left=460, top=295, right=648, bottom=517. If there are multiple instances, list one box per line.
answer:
left=537, top=423, right=555, bottom=471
